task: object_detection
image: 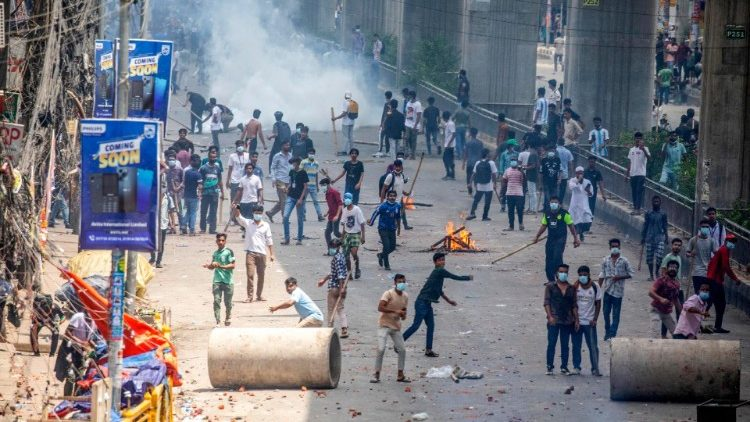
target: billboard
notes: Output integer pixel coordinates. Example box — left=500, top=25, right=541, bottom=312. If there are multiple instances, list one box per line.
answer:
left=79, top=119, right=160, bottom=251
left=0, top=122, right=24, bottom=163
left=93, top=39, right=173, bottom=128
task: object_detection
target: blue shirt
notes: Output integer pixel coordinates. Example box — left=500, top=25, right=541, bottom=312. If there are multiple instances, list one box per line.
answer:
left=290, top=287, right=323, bottom=321
left=271, top=151, right=292, bottom=183
left=556, top=145, right=573, bottom=178
left=369, top=201, right=401, bottom=231
left=183, top=168, right=203, bottom=199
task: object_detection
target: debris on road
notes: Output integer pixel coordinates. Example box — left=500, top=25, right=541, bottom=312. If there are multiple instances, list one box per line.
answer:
left=411, top=412, right=429, bottom=420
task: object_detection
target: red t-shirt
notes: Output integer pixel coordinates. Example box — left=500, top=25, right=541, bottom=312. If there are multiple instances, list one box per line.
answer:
left=326, top=187, right=343, bottom=221
left=651, top=276, right=680, bottom=314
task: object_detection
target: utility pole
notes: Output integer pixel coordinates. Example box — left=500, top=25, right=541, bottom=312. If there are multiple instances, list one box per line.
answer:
left=138, top=0, right=150, bottom=38
left=545, top=0, right=552, bottom=46
left=396, top=0, right=404, bottom=88
left=110, top=0, right=131, bottom=419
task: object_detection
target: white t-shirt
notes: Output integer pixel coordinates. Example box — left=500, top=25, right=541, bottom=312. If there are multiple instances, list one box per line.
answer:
left=210, top=105, right=223, bottom=131
left=228, top=152, right=250, bottom=183
left=341, top=100, right=354, bottom=126
left=518, top=150, right=530, bottom=167
left=237, top=216, right=273, bottom=254
left=443, top=120, right=456, bottom=147
left=546, top=89, right=561, bottom=107
left=534, top=97, right=548, bottom=125
left=383, top=172, right=406, bottom=199
left=472, top=160, right=498, bottom=192
left=627, top=146, right=650, bottom=176
left=576, top=283, right=603, bottom=325
left=405, top=100, right=422, bottom=129
left=341, top=205, right=365, bottom=234
left=238, top=174, right=263, bottom=203
left=67, top=312, right=92, bottom=342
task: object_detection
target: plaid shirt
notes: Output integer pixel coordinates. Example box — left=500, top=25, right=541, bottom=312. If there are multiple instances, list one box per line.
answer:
left=598, top=255, right=634, bottom=298
left=328, top=252, right=347, bottom=289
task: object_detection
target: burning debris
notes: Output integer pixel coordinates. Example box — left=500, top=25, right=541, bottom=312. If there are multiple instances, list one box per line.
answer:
left=428, top=222, right=485, bottom=252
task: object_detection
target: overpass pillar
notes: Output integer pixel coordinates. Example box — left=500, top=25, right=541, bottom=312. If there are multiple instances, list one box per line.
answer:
left=565, top=0, right=655, bottom=137
left=697, top=0, right=750, bottom=210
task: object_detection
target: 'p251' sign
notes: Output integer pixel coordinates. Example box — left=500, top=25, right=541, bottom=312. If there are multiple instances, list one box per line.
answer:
left=1, top=123, right=25, bottom=162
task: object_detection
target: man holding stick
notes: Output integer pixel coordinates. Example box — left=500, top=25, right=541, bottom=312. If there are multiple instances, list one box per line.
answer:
left=317, top=238, right=349, bottom=338
left=534, top=196, right=580, bottom=283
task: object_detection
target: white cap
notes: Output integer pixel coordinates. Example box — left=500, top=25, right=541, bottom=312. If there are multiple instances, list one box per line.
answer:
left=575, top=166, right=584, bottom=173
left=344, top=92, right=352, bottom=99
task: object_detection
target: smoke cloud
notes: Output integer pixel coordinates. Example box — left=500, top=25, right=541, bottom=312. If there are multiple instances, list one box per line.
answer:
left=202, top=0, right=380, bottom=131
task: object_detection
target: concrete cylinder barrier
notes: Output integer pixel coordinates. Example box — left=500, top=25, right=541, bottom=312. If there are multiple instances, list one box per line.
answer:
left=610, top=338, right=741, bottom=402
left=207, top=327, right=341, bottom=389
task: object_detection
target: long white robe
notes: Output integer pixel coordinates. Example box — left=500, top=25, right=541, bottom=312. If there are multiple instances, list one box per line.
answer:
left=568, top=177, right=593, bottom=225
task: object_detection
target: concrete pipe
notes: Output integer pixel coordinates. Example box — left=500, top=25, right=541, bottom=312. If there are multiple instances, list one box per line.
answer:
left=610, top=338, right=741, bottom=402
left=207, top=327, right=341, bottom=389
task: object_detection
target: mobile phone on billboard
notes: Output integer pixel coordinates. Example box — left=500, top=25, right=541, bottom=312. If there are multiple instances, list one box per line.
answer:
left=136, top=169, right=154, bottom=213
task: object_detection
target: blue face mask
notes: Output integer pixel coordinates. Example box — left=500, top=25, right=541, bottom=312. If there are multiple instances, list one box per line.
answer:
left=396, top=282, right=407, bottom=291
left=700, top=227, right=710, bottom=237
left=510, top=160, right=518, bottom=168
left=579, top=275, right=589, bottom=284
left=550, top=203, right=560, bottom=211
left=558, top=272, right=568, bottom=282
left=610, top=247, right=620, bottom=256
left=726, top=242, right=736, bottom=250
left=328, top=248, right=338, bottom=256
left=699, top=292, right=710, bottom=301
left=344, top=199, right=352, bottom=206
left=237, top=146, right=245, bottom=153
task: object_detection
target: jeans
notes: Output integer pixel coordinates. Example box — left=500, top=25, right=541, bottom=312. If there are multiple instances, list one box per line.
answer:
left=190, top=111, right=202, bottom=133
left=325, top=219, right=341, bottom=248
left=212, top=283, right=233, bottom=323
left=149, top=229, right=167, bottom=264
left=342, top=124, right=354, bottom=154
left=571, top=324, right=599, bottom=372
left=245, top=251, right=267, bottom=299
left=526, top=181, right=538, bottom=212
left=425, top=127, right=439, bottom=154
left=630, top=175, right=645, bottom=211
left=659, top=168, right=678, bottom=190
left=239, top=202, right=257, bottom=219
left=602, top=293, right=623, bottom=339
left=455, top=128, right=466, bottom=157
left=304, top=184, right=324, bottom=219
left=506, top=195, right=524, bottom=228
left=588, top=189, right=598, bottom=216
left=388, top=137, right=401, bottom=155
left=442, top=147, right=455, bottom=178
left=378, top=229, right=396, bottom=268
left=344, top=182, right=360, bottom=204
left=403, top=299, right=435, bottom=350
left=659, top=86, right=670, bottom=105
left=211, top=130, right=221, bottom=154
left=379, top=128, right=388, bottom=152
left=267, top=181, right=288, bottom=217
left=470, top=190, right=493, bottom=219
left=199, top=194, right=219, bottom=233
left=375, top=327, right=406, bottom=372
left=183, top=197, right=199, bottom=233
left=405, top=127, right=418, bottom=157
left=49, top=197, right=70, bottom=227
left=546, top=324, right=572, bottom=370
left=283, top=196, right=305, bottom=241
left=465, top=162, right=475, bottom=185
left=544, top=237, right=566, bottom=282
left=557, top=178, right=568, bottom=203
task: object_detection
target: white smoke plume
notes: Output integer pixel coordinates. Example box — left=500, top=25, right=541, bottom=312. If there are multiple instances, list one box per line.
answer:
left=203, top=0, right=380, bottom=131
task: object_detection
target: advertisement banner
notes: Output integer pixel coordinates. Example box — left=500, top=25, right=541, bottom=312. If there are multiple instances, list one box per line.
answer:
left=93, top=39, right=173, bottom=128
left=0, top=122, right=24, bottom=162
left=93, top=39, right=116, bottom=118
left=79, top=119, right=160, bottom=251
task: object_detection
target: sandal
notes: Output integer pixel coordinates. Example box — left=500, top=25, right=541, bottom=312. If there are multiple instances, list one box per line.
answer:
left=369, top=377, right=380, bottom=383
left=396, top=376, right=412, bottom=383
left=340, top=329, right=349, bottom=339
left=424, top=351, right=440, bottom=358
left=244, top=298, right=253, bottom=303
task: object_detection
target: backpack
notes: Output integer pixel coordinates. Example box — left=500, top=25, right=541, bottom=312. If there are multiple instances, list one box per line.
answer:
left=378, top=171, right=396, bottom=195
left=275, top=121, right=291, bottom=142
left=474, top=160, right=492, bottom=184
left=346, top=99, right=359, bottom=120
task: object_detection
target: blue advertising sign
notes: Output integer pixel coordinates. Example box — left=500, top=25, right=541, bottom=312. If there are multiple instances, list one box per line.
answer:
left=93, top=40, right=116, bottom=118
left=92, top=38, right=173, bottom=129
left=121, top=39, right=173, bottom=127
left=110, top=255, right=126, bottom=341
left=79, top=119, right=160, bottom=251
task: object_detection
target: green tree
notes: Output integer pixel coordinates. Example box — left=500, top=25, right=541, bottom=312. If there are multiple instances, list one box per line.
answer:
left=409, top=37, right=460, bottom=92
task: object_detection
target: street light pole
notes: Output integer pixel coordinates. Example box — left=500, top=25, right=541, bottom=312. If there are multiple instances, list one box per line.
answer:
left=110, top=1, right=131, bottom=419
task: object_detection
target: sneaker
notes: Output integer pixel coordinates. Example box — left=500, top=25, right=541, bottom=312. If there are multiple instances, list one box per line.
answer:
left=560, top=368, right=570, bottom=375
left=713, top=327, right=730, bottom=334
left=569, top=368, right=581, bottom=376
left=441, top=176, right=450, bottom=181
left=466, top=214, right=477, bottom=221
left=545, top=367, right=554, bottom=375
left=296, top=240, right=303, bottom=245
left=404, top=225, right=413, bottom=230
left=265, top=211, right=274, bottom=223
left=377, top=253, right=383, bottom=267
left=156, top=263, right=164, bottom=269
left=592, top=370, right=602, bottom=377
left=224, top=320, right=231, bottom=326
left=318, top=216, right=325, bottom=222
left=354, top=268, right=361, bottom=279
left=384, top=266, right=391, bottom=271
left=519, top=225, right=525, bottom=231
left=482, top=217, right=492, bottom=221
left=280, top=239, right=290, bottom=245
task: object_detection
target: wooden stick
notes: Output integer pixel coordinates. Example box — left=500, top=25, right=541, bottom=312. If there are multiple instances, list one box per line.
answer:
left=491, top=236, right=547, bottom=264
left=330, top=107, right=339, bottom=153
left=429, top=226, right=467, bottom=249
left=637, top=243, right=644, bottom=271
left=430, top=235, right=451, bottom=250
left=328, top=269, right=351, bottom=327
left=407, top=152, right=425, bottom=196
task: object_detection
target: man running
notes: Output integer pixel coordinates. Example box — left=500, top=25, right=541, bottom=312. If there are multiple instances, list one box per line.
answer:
left=369, top=190, right=401, bottom=271
left=340, top=192, right=366, bottom=279
left=371, top=274, right=410, bottom=384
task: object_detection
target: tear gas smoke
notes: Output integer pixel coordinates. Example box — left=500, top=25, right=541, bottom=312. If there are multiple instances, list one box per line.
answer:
left=203, top=1, right=380, bottom=131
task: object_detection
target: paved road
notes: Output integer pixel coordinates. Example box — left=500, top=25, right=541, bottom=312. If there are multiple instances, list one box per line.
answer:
left=149, top=104, right=749, bottom=422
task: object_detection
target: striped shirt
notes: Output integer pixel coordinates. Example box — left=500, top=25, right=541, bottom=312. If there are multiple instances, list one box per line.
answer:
left=598, top=255, right=634, bottom=298
left=589, top=128, right=609, bottom=157
left=502, top=168, right=525, bottom=196
left=534, top=97, right=548, bottom=125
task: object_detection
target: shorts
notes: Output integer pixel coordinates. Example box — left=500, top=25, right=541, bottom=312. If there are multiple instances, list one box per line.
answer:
left=343, top=232, right=362, bottom=250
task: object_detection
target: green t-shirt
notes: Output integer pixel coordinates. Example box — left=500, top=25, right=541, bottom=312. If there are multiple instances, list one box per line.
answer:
left=212, top=248, right=235, bottom=284
left=658, top=68, right=673, bottom=88
left=662, top=142, right=687, bottom=172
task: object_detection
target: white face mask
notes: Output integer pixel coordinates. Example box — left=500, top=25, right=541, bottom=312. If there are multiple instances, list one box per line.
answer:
left=308, top=155, right=315, bottom=160
left=252, top=214, right=263, bottom=222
